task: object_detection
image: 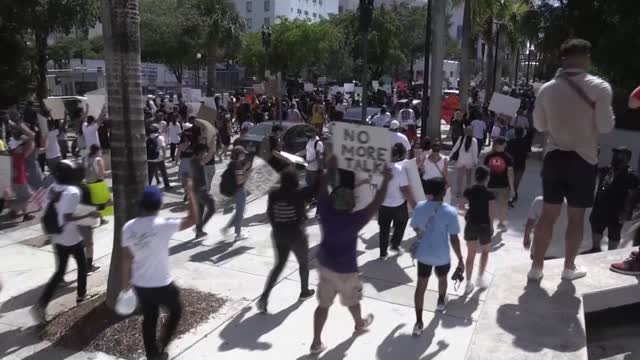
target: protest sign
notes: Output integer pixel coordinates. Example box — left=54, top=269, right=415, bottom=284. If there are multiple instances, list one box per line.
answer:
left=318, top=77, right=327, bottom=86
left=181, top=88, right=192, bottom=102
left=253, top=83, right=265, bottom=94
left=203, top=97, right=216, bottom=109
left=304, top=82, right=314, bottom=92
left=86, top=94, right=106, bottom=118
left=329, top=86, right=339, bottom=96
left=0, top=155, right=11, bottom=193
left=488, top=92, right=521, bottom=117
left=187, top=102, right=202, bottom=116
left=354, top=86, right=363, bottom=97
left=196, top=104, right=218, bottom=126
left=404, top=159, right=426, bottom=202
left=43, top=98, right=65, bottom=120
left=332, top=122, right=391, bottom=176
left=343, top=83, right=355, bottom=92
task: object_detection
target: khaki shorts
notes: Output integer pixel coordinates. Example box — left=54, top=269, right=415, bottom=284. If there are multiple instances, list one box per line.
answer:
left=317, top=265, right=363, bottom=308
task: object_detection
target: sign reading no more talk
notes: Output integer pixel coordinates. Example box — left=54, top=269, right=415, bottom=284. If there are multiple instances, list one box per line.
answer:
left=332, top=122, right=391, bottom=176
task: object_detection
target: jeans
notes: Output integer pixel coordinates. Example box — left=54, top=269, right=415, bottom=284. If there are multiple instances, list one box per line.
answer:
left=226, top=187, right=246, bottom=235
left=147, top=161, right=171, bottom=187
left=37, top=153, right=46, bottom=173
left=196, top=190, right=216, bottom=232
left=204, top=164, right=216, bottom=193
left=261, top=227, right=310, bottom=301
left=135, top=283, right=182, bottom=358
left=39, top=242, right=87, bottom=308
left=378, top=202, right=409, bottom=257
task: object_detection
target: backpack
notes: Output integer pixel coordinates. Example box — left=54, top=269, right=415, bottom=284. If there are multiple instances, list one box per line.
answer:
left=219, top=163, right=237, bottom=197
left=42, top=190, right=64, bottom=235
left=146, top=136, right=159, bottom=160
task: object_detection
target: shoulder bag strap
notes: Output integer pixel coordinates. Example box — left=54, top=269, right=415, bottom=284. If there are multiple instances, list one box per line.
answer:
left=558, top=73, right=596, bottom=110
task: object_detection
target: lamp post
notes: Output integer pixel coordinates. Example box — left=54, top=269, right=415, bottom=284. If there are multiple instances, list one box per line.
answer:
left=525, top=45, right=534, bottom=85
left=514, top=47, right=520, bottom=87
left=481, top=41, right=486, bottom=84
left=359, top=0, right=374, bottom=124
left=420, top=0, right=432, bottom=141
left=261, top=25, right=272, bottom=80
left=491, top=21, right=503, bottom=96
left=195, top=52, right=202, bottom=89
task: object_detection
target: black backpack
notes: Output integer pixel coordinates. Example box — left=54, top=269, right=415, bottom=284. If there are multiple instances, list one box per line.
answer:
left=42, top=190, right=64, bottom=235
left=219, top=163, right=237, bottom=197
left=146, top=136, right=159, bottom=160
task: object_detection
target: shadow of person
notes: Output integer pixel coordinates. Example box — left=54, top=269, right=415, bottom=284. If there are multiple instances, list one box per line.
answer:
left=1, top=282, right=75, bottom=314
left=218, top=301, right=304, bottom=352
left=490, top=231, right=506, bottom=252
left=359, top=254, right=413, bottom=292
left=376, top=315, right=445, bottom=360
left=440, top=288, right=486, bottom=328
left=359, top=233, right=380, bottom=250
left=0, top=325, right=44, bottom=358
left=189, top=241, right=253, bottom=264
left=242, top=212, right=269, bottom=227
left=496, top=281, right=585, bottom=354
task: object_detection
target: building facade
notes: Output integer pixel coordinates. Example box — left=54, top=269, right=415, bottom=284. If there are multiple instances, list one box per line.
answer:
left=235, top=0, right=339, bottom=31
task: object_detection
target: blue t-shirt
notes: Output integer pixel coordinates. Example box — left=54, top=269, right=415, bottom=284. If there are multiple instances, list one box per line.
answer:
left=410, top=200, right=460, bottom=266
left=317, top=193, right=369, bottom=273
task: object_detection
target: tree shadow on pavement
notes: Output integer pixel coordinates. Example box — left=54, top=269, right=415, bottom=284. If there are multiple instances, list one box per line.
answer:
left=189, top=241, right=253, bottom=265
left=376, top=316, right=449, bottom=360
left=0, top=325, right=46, bottom=358
left=218, top=302, right=303, bottom=352
left=1, top=282, right=75, bottom=314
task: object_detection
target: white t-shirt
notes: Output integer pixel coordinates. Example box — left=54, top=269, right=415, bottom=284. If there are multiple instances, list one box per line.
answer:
left=391, top=132, right=411, bottom=153
left=422, top=155, right=448, bottom=180
left=371, top=113, right=391, bottom=127
left=82, top=122, right=100, bottom=148
left=399, top=108, right=416, bottom=126
left=167, top=123, right=182, bottom=144
left=305, top=137, right=324, bottom=171
left=49, top=184, right=82, bottom=247
left=122, top=216, right=182, bottom=288
left=383, top=160, right=410, bottom=207
left=470, top=119, right=486, bottom=139
left=46, top=129, right=61, bottom=159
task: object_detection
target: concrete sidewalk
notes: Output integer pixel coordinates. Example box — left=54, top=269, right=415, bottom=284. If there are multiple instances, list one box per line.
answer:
left=0, top=153, right=634, bottom=360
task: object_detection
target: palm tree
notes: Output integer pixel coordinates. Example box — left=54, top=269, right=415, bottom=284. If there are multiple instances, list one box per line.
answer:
left=427, top=0, right=447, bottom=140
left=458, top=0, right=472, bottom=112
left=101, top=0, right=147, bottom=308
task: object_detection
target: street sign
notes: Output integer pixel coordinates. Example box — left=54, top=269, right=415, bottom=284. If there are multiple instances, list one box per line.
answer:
left=332, top=122, right=391, bottom=176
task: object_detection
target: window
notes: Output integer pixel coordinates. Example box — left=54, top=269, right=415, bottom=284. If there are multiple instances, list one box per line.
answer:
left=246, top=17, right=252, bottom=29
left=304, top=10, right=308, bottom=15
left=246, top=1, right=252, bottom=12
left=319, top=0, right=322, bottom=4
left=338, top=5, right=344, bottom=13
left=313, top=12, right=317, bottom=17
left=297, top=8, right=302, bottom=14
left=264, top=0, right=270, bottom=11
left=264, top=17, right=270, bottom=26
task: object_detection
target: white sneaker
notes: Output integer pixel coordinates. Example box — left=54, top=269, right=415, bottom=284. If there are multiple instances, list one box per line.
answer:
left=561, top=265, right=587, bottom=281
left=527, top=266, right=544, bottom=281
left=475, top=275, right=489, bottom=289
left=464, top=282, right=475, bottom=296
left=412, top=322, right=424, bottom=337
left=234, top=233, right=248, bottom=241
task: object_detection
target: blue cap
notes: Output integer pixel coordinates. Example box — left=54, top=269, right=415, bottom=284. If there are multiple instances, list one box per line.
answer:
left=140, top=186, right=163, bottom=209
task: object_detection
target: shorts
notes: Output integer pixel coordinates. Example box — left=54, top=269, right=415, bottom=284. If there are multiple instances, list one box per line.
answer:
left=178, top=158, right=192, bottom=181
left=464, top=223, right=493, bottom=245
left=317, top=265, right=363, bottom=308
left=590, top=214, right=623, bottom=243
left=417, top=262, right=451, bottom=279
left=542, top=150, right=596, bottom=208
left=489, top=187, right=510, bottom=204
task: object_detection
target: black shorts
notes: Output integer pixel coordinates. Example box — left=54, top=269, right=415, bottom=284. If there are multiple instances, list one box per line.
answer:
left=590, top=214, right=623, bottom=243
left=464, top=223, right=493, bottom=245
left=542, top=150, right=597, bottom=208
left=417, top=262, right=451, bottom=279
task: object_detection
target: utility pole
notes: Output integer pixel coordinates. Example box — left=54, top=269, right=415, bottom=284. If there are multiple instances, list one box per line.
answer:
left=514, top=47, right=520, bottom=87
left=359, top=0, right=374, bottom=123
left=420, top=0, right=432, bottom=141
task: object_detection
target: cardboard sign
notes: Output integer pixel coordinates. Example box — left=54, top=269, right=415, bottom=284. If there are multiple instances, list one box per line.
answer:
left=332, top=122, right=391, bottom=175
left=43, top=98, right=65, bottom=120
left=0, top=154, right=11, bottom=192
left=304, top=83, right=314, bottom=92
left=488, top=92, right=521, bottom=117
left=343, top=83, right=355, bottom=93
left=196, top=105, right=218, bottom=126
left=86, top=94, right=106, bottom=118
left=404, top=159, right=426, bottom=202
left=190, top=89, right=202, bottom=102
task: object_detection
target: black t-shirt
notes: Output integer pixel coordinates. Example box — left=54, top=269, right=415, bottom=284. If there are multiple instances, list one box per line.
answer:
left=506, top=138, right=528, bottom=169
left=267, top=187, right=313, bottom=229
left=484, top=151, right=514, bottom=189
left=464, top=184, right=496, bottom=225
left=593, top=166, right=639, bottom=218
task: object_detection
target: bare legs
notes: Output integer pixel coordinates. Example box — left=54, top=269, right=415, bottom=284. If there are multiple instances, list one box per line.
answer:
left=565, top=207, right=586, bottom=270
left=311, top=303, right=367, bottom=350
left=532, top=203, right=561, bottom=269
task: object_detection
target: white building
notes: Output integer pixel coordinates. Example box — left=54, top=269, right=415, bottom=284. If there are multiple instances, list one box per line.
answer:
left=235, top=0, right=339, bottom=31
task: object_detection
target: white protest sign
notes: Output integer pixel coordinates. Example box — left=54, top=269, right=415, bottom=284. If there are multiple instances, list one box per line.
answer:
left=43, top=98, right=65, bottom=120
left=404, top=158, right=426, bottom=202
left=488, top=92, right=521, bottom=117
left=343, top=83, right=355, bottom=93
left=332, top=122, right=391, bottom=176
left=181, top=88, right=192, bottom=102
left=203, top=97, right=216, bottom=110
left=190, top=89, right=202, bottom=102
left=318, top=77, right=327, bottom=86
left=354, top=87, right=363, bottom=97
left=329, top=86, right=339, bottom=96
left=252, top=83, right=265, bottom=94
left=187, top=102, right=201, bottom=116
left=372, top=81, right=379, bottom=90
left=86, top=94, right=106, bottom=118
left=0, top=155, right=11, bottom=192
left=304, top=82, right=314, bottom=92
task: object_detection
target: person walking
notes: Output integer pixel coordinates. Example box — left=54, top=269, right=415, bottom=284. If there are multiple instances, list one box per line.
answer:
left=530, top=38, right=615, bottom=281
left=7, top=119, right=36, bottom=221
left=221, top=146, right=251, bottom=241
left=450, top=127, right=479, bottom=205
left=462, top=166, right=495, bottom=295
left=506, top=127, right=529, bottom=206
left=483, top=137, right=514, bottom=230
left=305, top=127, right=324, bottom=193
left=378, top=144, right=416, bottom=258
left=146, top=125, right=171, bottom=189
left=287, top=102, right=303, bottom=123
left=31, top=161, right=99, bottom=323
left=411, top=178, right=463, bottom=336
left=449, top=111, right=464, bottom=148
left=470, top=112, right=486, bottom=155
left=309, top=156, right=391, bottom=354
left=389, top=120, right=411, bottom=155
left=121, top=184, right=198, bottom=360
left=311, top=99, right=326, bottom=132
left=398, top=101, right=417, bottom=146
left=166, top=114, right=182, bottom=164
left=420, top=140, right=449, bottom=195
left=45, top=119, right=62, bottom=173
left=258, top=168, right=316, bottom=313
left=192, top=144, right=216, bottom=238
left=81, top=144, right=109, bottom=273
left=371, top=106, right=391, bottom=127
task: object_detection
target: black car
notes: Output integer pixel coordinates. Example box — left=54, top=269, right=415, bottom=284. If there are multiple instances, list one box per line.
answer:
left=233, top=121, right=317, bottom=158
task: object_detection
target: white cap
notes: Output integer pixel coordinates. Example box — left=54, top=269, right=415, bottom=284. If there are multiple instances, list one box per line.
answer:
left=389, top=120, right=400, bottom=130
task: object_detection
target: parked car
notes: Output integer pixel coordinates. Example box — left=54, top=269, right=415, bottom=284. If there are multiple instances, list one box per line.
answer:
left=233, top=121, right=317, bottom=158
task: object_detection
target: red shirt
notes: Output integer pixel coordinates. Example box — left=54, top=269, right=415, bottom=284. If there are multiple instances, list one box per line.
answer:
left=11, top=152, right=27, bottom=185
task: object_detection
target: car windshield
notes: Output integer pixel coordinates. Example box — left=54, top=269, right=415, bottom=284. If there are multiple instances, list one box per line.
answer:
left=247, top=123, right=274, bottom=137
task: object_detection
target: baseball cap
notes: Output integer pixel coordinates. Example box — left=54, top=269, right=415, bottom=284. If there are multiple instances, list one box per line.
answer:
left=232, top=145, right=249, bottom=156
left=389, top=120, right=400, bottom=130
left=140, top=186, right=163, bottom=210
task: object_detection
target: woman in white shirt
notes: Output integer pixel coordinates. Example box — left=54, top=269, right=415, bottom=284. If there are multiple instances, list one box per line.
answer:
left=450, top=126, right=479, bottom=202
left=420, top=140, right=449, bottom=197
left=45, top=119, right=62, bottom=172
left=166, top=115, right=182, bottom=163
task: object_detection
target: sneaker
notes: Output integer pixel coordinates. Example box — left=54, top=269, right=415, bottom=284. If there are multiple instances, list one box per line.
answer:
left=379, top=253, right=388, bottom=260
left=30, top=304, right=46, bottom=323
left=561, top=265, right=587, bottom=281
left=87, top=265, right=101, bottom=274
left=464, top=282, right=475, bottom=296
left=354, top=313, right=374, bottom=334
left=436, top=295, right=448, bottom=312
left=476, top=274, right=489, bottom=289
left=310, top=343, right=327, bottom=355
left=76, top=294, right=87, bottom=304
left=507, top=200, right=515, bottom=208
left=390, top=245, right=401, bottom=253
left=195, top=230, right=208, bottom=238
left=527, top=266, right=544, bottom=281
left=610, top=254, right=640, bottom=276
left=257, top=298, right=268, bottom=313
left=582, top=247, right=601, bottom=255
left=299, top=289, right=315, bottom=301
left=234, top=233, right=248, bottom=241
left=412, top=322, right=424, bottom=337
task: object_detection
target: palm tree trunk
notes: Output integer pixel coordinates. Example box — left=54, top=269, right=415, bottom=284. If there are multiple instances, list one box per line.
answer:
left=427, top=0, right=446, bottom=140
left=35, top=30, right=49, bottom=101
left=206, top=37, right=217, bottom=97
left=102, top=0, right=147, bottom=308
left=459, top=0, right=472, bottom=113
